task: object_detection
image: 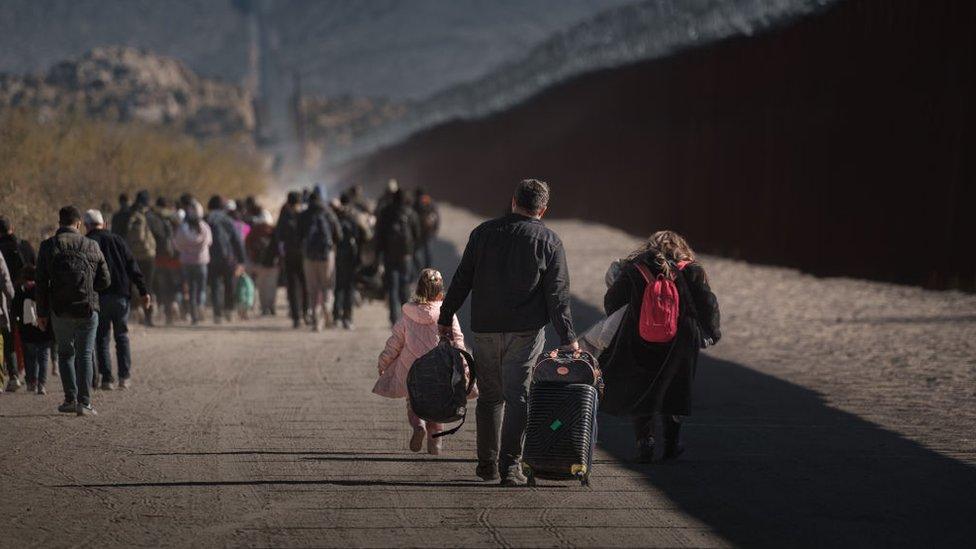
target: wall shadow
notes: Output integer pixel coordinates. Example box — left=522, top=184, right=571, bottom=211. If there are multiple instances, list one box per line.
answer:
left=598, top=354, right=976, bottom=548
left=432, top=230, right=976, bottom=547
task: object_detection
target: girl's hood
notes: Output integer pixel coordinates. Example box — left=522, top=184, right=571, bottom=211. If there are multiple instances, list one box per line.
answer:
left=402, top=301, right=441, bottom=325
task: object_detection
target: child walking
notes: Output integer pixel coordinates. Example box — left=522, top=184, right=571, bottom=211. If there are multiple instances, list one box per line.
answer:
left=374, top=269, right=466, bottom=455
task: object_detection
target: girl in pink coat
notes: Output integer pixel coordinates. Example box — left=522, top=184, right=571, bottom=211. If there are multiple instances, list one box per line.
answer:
left=374, top=269, right=466, bottom=455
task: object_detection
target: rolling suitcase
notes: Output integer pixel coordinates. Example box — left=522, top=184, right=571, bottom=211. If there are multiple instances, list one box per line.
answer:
left=522, top=350, right=601, bottom=487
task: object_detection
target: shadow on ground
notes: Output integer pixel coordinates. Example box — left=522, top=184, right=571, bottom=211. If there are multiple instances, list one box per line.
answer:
left=433, top=235, right=976, bottom=547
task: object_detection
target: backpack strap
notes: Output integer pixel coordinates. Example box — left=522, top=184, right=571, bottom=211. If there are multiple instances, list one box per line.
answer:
left=432, top=345, right=477, bottom=439
left=634, top=262, right=653, bottom=283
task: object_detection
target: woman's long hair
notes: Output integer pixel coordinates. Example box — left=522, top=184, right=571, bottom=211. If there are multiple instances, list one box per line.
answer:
left=626, top=230, right=697, bottom=279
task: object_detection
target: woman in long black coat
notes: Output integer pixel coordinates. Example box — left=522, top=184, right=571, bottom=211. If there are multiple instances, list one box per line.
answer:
left=599, top=231, right=721, bottom=463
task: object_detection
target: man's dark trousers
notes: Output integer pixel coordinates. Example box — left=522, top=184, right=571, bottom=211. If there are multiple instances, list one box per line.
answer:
left=471, top=329, right=547, bottom=477
left=96, top=293, right=131, bottom=382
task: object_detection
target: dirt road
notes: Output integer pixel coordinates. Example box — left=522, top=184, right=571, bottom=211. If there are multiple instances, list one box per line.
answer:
left=1, top=205, right=974, bottom=548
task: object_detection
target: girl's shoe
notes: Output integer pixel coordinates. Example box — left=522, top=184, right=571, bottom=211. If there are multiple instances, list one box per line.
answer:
left=37, top=384, right=47, bottom=395
left=427, top=438, right=442, bottom=455
left=409, top=427, right=426, bottom=452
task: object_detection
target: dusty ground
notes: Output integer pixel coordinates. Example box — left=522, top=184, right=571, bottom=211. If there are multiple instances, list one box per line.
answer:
left=0, top=205, right=973, bottom=548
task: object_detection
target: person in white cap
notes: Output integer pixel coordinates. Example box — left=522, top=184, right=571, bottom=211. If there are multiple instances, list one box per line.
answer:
left=84, top=209, right=151, bottom=391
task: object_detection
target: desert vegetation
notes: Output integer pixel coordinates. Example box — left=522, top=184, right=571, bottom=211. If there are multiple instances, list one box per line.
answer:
left=0, top=109, right=266, bottom=244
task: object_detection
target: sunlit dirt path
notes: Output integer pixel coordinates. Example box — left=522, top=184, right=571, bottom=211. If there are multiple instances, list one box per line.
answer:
left=1, top=204, right=973, bottom=548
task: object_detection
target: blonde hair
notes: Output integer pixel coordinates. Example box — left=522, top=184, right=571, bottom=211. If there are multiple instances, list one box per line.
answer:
left=413, top=268, right=445, bottom=304
left=626, top=230, right=697, bottom=279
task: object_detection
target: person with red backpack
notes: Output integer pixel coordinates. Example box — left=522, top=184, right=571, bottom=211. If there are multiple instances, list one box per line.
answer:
left=600, top=231, right=721, bottom=464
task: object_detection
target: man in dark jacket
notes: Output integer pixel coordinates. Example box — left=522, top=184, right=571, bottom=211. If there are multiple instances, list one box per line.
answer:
left=275, top=192, right=308, bottom=329
left=333, top=194, right=363, bottom=330
left=375, top=189, right=421, bottom=325
left=298, top=193, right=342, bottom=331
left=438, top=179, right=577, bottom=486
left=36, top=206, right=111, bottom=416
left=85, top=210, right=150, bottom=390
left=206, top=195, right=246, bottom=324
left=0, top=216, right=37, bottom=284
left=110, top=193, right=131, bottom=237
left=0, top=216, right=36, bottom=391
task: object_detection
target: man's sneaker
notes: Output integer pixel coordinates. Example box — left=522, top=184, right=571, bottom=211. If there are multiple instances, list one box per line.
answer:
left=76, top=403, right=98, bottom=416
left=5, top=378, right=21, bottom=392
left=57, top=401, right=78, bottom=413
left=409, top=426, right=426, bottom=453
left=36, top=383, right=47, bottom=396
left=499, top=468, right=528, bottom=487
left=118, top=378, right=131, bottom=390
left=476, top=462, right=499, bottom=481
left=343, top=320, right=354, bottom=330
left=100, top=380, right=116, bottom=391
left=26, top=381, right=37, bottom=393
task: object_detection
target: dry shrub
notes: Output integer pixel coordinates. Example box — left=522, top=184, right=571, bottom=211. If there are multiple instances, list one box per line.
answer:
left=0, top=109, right=267, bottom=244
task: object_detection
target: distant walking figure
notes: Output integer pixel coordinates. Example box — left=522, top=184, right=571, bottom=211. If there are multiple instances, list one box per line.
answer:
left=173, top=202, right=212, bottom=325
left=0, top=215, right=36, bottom=392
left=375, top=269, right=466, bottom=455
left=376, top=188, right=422, bottom=326
left=600, top=231, right=721, bottom=463
left=36, top=206, right=111, bottom=416
left=299, top=193, right=342, bottom=331
left=276, top=192, right=309, bottom=328
left=206, top=196, right=247, bottom=324
left=437, top=179, right=577, bottom=486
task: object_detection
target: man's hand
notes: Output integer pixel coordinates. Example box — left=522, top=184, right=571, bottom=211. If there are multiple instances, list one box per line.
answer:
left=437, top=323, right=453, bottom=341
left=141, top=294, right=152, bottom=309
left=37, top=317, right=48, bottom=331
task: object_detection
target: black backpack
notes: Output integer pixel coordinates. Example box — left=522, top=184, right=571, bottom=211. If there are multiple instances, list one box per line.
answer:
left=337, top=215, right=359, bottom=260
left=407, top=341, right=477, bottom=438
left=50, top=249, right=94, bottom=317
left=385, top=208, right=415, bottom=258
left=304, top=211, right=334, bottom=260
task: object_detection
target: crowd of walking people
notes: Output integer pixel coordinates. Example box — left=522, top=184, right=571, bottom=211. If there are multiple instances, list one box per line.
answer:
left=0, top=180, right=442, bottom=415
left=1, top=177, right=721, bottom=489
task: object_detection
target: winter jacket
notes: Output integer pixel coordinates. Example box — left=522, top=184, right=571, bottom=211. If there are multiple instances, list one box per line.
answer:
left=298, top=203, right=342, bottom=261
left=275, top=206, right=303, bottom=257
left=173, top=222, right=213, bottom=266
left=206, top=210, right=246, bottom=271
left=86, top=229, right=149, bottom=299
left=599, top=254, right=721, bottom=417
left=0, top=251, right=13, bottom=332
left=12, top=282, right=53, bottom=344
left=374, top=301, right=466, bottom=399
left=375, top=203, right=421, bottom=266
left=414, top=194, right=440, bottom=241
left=439, top=213, right=576, bottom=345
left=0, top=234, right=36, bottom=284
left=245, top=224, right=278, bottom=268
left=35, top=227, right=111, bottom=318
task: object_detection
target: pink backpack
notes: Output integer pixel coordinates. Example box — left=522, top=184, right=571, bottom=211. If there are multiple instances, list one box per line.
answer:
left=634, top=261, right=689, bottom=343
